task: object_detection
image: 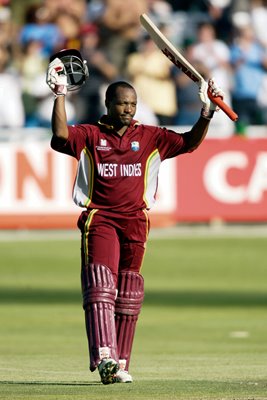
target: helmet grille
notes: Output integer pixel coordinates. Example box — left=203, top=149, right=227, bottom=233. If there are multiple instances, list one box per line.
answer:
left=61, top=54, right=88, bottom=91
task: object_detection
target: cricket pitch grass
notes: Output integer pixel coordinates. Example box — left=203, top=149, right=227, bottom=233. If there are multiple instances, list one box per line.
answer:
left=0, top=227, right=267, bottom=399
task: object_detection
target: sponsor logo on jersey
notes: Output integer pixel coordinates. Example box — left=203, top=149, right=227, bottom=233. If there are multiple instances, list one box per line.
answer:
left=131, top=141, right=139, bottom=151
left=96, top=138, right=112, bottom=151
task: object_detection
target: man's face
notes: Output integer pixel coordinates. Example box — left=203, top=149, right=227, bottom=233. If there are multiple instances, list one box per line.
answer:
left=107, top=87, right=137, bottom=128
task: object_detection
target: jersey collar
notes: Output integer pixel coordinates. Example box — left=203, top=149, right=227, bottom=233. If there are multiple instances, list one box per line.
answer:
left=98, top=115, right=140, bottom=132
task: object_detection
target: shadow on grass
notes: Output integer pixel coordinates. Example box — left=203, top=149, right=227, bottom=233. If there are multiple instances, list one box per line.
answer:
left=0, top=380, right=100, bottom=386
left=0, top=287, right=267, bottom=307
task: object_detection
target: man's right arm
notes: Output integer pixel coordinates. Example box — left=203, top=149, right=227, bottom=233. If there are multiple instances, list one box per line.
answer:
left=52, top=96, right=69, bottom=140
left=46, top=57, right=69, bottom=140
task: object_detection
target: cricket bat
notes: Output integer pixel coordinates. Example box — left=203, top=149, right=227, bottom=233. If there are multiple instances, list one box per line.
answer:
left=140, top=14, right=238, bottom=121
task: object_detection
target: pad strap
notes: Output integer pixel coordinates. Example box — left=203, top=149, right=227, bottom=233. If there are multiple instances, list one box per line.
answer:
left=115, top=272, right=144, bottom=371
left=82, top=263, right=118, bottom=371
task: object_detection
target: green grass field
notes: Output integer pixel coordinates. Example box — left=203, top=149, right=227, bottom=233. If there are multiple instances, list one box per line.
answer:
left=0, top=229, right=267, bottom=399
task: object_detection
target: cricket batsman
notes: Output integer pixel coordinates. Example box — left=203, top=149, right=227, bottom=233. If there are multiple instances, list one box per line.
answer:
left=46, top=49, right=224, bottom=384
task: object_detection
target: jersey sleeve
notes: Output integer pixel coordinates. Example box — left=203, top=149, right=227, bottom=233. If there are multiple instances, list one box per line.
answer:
left=155, top=127, right=187, bottom=160
left=50, top=125, right=89, bottom=160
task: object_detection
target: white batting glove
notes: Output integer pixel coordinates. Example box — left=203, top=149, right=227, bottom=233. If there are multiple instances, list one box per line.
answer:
left=199, top=78, right=225, bottom=119
left=46, top=58, right=67, bottom=97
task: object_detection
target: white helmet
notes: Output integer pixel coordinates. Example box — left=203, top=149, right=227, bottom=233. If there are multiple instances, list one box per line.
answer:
left=49, top=48, right=89, bottom=91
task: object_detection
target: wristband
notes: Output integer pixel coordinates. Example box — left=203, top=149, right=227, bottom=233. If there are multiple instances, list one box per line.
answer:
left=54, top=93, right=66, bottom=99
left=201, top=108, right=215, bottom=120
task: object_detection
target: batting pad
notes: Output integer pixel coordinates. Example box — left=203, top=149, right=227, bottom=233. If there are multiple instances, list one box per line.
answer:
left=82, top=263, right=118, bottom=371
left=115, top=271, right=144, bottom=371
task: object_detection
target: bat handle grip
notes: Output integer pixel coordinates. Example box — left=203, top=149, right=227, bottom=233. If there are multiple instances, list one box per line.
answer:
left=208, top=92, right=238, bottom=122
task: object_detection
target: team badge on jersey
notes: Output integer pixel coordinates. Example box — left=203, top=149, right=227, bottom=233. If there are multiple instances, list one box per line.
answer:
left=131, top=141, right=139, bottom=151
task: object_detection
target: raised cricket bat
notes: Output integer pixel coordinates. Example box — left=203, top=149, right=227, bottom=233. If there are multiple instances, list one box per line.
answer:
left=140, top=14, right=238, bottom=121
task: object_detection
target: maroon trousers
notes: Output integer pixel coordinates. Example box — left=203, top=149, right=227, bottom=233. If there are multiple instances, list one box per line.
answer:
left=78, top=208, right=150, bottom=284
left=78, top=208, right=149, bottom=372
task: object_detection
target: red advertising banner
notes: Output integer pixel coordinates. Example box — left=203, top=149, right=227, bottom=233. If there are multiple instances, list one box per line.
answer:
left=0, top=136, right=267, bottom=228
left=176, top=137, right=267, bottom=221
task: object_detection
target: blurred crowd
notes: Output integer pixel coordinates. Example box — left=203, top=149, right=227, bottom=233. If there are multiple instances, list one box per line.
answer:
left=1, top=0, right=267, bottom=136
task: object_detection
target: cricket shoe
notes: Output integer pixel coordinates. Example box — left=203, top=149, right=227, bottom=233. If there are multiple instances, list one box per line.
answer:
left=114, top=369, right=133, bottom=383
left=98, top=358, right=119, bottom=385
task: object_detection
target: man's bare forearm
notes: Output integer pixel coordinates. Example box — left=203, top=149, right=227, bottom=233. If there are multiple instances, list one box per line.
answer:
left=183, top=115, right=211, bottom=152
left=51, top=96, right=69, bottom=140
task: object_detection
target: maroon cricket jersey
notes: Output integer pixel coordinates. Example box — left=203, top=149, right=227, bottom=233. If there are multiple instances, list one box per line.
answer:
left=51, top=116, right=188, bottom=213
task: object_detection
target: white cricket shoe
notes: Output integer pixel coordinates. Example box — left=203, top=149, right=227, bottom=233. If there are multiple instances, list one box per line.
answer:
left=98, top=358, right=119, bottom=385
left=115, top=369, right=133, bottom=383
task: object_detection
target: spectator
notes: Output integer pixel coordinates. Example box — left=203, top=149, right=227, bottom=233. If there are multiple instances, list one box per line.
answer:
left=146, top=0, right=174, bottom=22
left=76, top=23, right=119, bottom=124
left=94, top=0, right=148, bottom=76
left=55, top=11, right=82, bottom=50
left=0, top=5, right=12, bottom=48
left=0, top=46, right=25, bottom=128
left=206, top=0, right=234, bottom=43
left=190, top=22, right=233, bottom=94
left=230, top=22, right=267, bottom=133
left=19, top=39, right=48, bottom=126
left=250, top=0, right=267, bottom=48
left=86, top=0, right=106, bottom=23
left=19, top=4, right=64, bottom=58
left=126, top=34, right=177, bottom=126
left=43, top=0, right=87, bottom=23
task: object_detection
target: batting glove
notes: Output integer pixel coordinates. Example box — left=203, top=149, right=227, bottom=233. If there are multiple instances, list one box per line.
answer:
left=46, top=58, right=68, bottom=97
left=199, top=78, right=225, bottom=119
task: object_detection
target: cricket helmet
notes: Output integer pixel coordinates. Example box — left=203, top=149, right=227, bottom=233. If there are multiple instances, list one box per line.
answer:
left=49, top=48, right=89, bottom=91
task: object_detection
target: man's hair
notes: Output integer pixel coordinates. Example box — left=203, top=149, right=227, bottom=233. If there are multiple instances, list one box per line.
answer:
left=105, top=81, right=135, bottom=104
